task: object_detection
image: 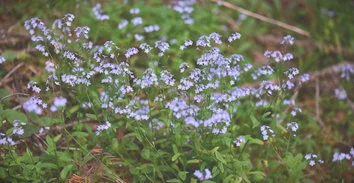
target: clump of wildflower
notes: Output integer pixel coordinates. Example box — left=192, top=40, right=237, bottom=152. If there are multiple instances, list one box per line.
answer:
left=63, top=13, right=75, bottom=26
left=23, top=97, right=46, bottom=115
left=300, top=73, right=310, bottom=83
left=234, top=136, right=246, bottom=146
left=129, top=8, right=140, bottom=14
left=260, top=125, right=275, bottom=141
left=194, top=168, right=212, bottom=181
left=134, top=69, right=158, bottom=88
left=196, top=35, right=211, bottom=47
left=332, top=147, right=354, bottom=166
left=180, top=40, right=193, bottom=50
left=285, top=67, right=299, bottom=79
left=160, top=70, right=175, bottom=86
left=171, top=0, right=195, bottom=24
left=332, top=152, right=351, bottom=162
left=228, top=32, right=241, bottom=42
left=12, top=120, right=26, bottom=136
left=0, top=56, right=6, bottom=64
left=131, top=17, right=143, bottom=25
left=96, top=121, right=111, bottom=135
left=35, top=44, right=49, bottom=56
left=340, top=64, right=354, bottom=81
left=118, top=19, right=128, bottom=29
left=260, top=81, right=280, bottom=95
left=144, top=24, right=160, bottom=33
left=179, top=62, right=190, bottom=73
left=334, top=88, right=347, bottom=100
left=251, top=65, right=274, bottom=79
left=305, top=153, right=324, bottom=166
left=134, top=34, right=144, bottom=41
left=39, top=126, right=50, bottom=134
left=74, top=26, right=90, bottom=39
left=45, top=61, right=56, bottom=72
left=290, top=107, right=302, bottom=116
left=212, top=126, right=227, bottom=134
left=50, top=96, right=67, bottom=112
left=178, top=78, right=194, bottom=90
left=286, top=122, right=299, bottom=136
left=125, top=47, right=139, bottom=58
left=282, top=53, right=294, bottom=61
left=166, top=98, right=199, bottom=119
left=155, top=40, right=169, bottom=55
left=139, top=43, right=152, bottom=53
left=209, top=32, right=222, bottom=44
left=128, top=102, right=150, bottom=121
left=280, top=35, right=295, bottom=45
left=255, top=100, right=268, bottom=107
left=0, top=133, right=15, bottom=145
left=92, top=3, right=109, bottom=20
left=196, top=32, right=224, bottom=47
left=27, top=81, right=41, bottom=93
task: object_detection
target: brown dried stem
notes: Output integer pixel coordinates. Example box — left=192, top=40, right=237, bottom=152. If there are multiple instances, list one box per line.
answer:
left=211, top=0, right=310, bottom=37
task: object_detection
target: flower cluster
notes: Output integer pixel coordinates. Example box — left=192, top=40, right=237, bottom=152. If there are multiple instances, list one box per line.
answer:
left=12, top=120, right=26, bottom=136
left=228, top=32, right=241, bottom=42
left=27, top=81, right=41, bottom=93
left=286, top=122, right=299, bottom=136
left=96, top=121, right=111, bottom=135
left=0, top=56, right=5, bottom=64
left=332, top=147, right=354, bottom=166
left=144, top=24, right=160, bottom=33
left=305, top=153, right=324, bottom=166
left=334, top=88, right=347, bottom=100
left=0, top=120, right=26, bottom=145
left=280, top=35, right=295, bottom=45
left=234, top=136, right=246, bottom=147
left=171, top=0, right=195, bottom=24
left=340, top=64, right=354, bottom=81
left=23, top=97, right=46, bottom=115
left=260, top=125, right=275, bottom=141
left=50, top=96, right=67, bottom=112
left=0, top=133, right=15, bottom=145
left=92, top=4, right=109, bottom=20
left=194, top=168, right=212, bottom=181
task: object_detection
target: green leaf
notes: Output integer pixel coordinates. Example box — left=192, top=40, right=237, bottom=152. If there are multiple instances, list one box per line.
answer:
left=261, top=112, right=272, bottom=119
left=210, top=146, right=219, bottom=153
left=67, top=105, right=80, bottom=117
left=0, top=89, right=11, bottom=100
left=178, top=171, right=188, bottom=181
left=249, top=171, right=266, bottom=181
left=187, top=159, right=200, bottom=164
left=1, top=109, right=27, bottom=123
left=172, top=144, right=178, bottom=154
left=46, top=136, right=56, bottom=153
left=217, top=162, right=224, bottom=173
left=71, top=132, right=88, bottom=137
left=142, top=148, right=150, bottom=160
left=250, top=115, right=260, bottom=128
left=172, top=153, right=181, bottom=162
left=248, top=137, right=264, bottom=145
left=86, top=113, right=97, bottom=120
left=215, top=151, right=226, bottom=164
left=53, top=134, right=62, bottom=142
left=37, top=163, right=58, bottom=169
left=1, top=50, right=17, bottom=62
left=276, top=124, right=287, bottom=133
left=60, top=164, right=73, bottom=180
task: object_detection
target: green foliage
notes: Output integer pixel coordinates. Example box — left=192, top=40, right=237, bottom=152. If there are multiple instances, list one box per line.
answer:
left=0, top=0, right=353, bottom=182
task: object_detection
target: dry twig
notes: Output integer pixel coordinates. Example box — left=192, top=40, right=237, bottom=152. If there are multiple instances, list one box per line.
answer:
left=0, top=62, right=24, bottom=86
left=211, top=0, right=310, bottom=37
